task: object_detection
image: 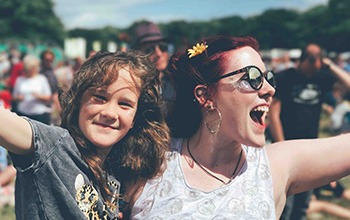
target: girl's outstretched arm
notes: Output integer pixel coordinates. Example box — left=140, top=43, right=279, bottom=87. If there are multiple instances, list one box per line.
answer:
left=0, top=107, right=33, bottom=155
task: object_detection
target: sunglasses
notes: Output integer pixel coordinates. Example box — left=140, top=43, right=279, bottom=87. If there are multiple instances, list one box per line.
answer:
left=209, top=65, right=276, bottom=91
left=143, top=42, right=169, bottom=54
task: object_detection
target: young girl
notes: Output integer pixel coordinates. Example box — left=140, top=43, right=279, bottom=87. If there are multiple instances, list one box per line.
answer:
left=0, top=51, right=170, bottom=219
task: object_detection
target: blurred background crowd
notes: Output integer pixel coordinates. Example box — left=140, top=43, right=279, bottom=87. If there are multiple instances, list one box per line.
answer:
left=1, top=0, right=350, bottom=219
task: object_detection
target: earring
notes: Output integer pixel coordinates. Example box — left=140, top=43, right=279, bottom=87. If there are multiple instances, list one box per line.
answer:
left=204, top=106, right=222, bottom=134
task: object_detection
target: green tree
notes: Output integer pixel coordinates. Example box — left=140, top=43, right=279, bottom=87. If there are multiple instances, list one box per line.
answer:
left=161, top=20, right=193, bottom=50
left=65, top=0, right=350, bottom=53
left=325, top=0, right=350, bottom=52
left=246, top=9, right=301, bottom=49
left=214, top=16, right=248, bottom=37
left=0, top=0, right=66, bottom=46
left=298, top=5, right=329, bottom=48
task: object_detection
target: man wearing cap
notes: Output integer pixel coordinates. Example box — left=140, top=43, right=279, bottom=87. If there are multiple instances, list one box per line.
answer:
left=132, top=21, right=176, bottom=118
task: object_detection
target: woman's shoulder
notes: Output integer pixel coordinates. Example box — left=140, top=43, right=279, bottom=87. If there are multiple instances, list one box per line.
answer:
left=36, top=73, right=50, bottom=82
left=15, top=76, right=26, bottom=83
left=244, top=145, right=268, bottom=161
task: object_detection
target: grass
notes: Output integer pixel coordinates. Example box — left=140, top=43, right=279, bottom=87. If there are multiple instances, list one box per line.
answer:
left=0, top=205, right=14, bottom=220
left=307, top=176, right=350, bottom=220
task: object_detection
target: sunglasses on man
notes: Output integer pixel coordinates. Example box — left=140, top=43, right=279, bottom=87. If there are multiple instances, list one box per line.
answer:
left=142, top=42, right=169, bottom=54
left=209, top=65, right=276, bottom=91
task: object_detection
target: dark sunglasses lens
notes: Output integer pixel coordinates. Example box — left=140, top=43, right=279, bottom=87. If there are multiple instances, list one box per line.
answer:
left=248, top=67, right=263, bottom=90
left=143, top=43, right=168, bottom=54
left=144, top=46, right=154, bottom=54
left=158, top=43, right=168, bottom=52
left=266, top=71, right=276, bottom=88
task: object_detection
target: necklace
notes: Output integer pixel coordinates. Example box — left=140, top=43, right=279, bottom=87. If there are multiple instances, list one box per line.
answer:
left=186, top=138, right=243, bottom=185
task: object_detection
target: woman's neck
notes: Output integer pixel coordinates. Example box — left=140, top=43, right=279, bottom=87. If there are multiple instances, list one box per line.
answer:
left=187, top=131, right=242, bottom=168
left=181, top=133, right=245, bottom=191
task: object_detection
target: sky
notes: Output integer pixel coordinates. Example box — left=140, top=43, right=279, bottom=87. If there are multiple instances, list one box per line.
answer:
left=53, top=0, right=328, bottom=30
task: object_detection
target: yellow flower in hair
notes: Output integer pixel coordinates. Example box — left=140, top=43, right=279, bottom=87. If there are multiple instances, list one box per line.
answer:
left=187, top=42, right=208, bottom=58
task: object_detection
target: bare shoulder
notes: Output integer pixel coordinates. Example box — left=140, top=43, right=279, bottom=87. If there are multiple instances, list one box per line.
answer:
left=265, top=142, right=290, bottom=170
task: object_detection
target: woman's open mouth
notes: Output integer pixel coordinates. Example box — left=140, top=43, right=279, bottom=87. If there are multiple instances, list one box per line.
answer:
left=250, top=106, right=269, bottom=126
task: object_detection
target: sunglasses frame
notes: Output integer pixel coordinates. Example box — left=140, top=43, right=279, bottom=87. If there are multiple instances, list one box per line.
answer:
left=208, top=65, right=276, bottom=90
left=143, top=42, right=169, bottom=54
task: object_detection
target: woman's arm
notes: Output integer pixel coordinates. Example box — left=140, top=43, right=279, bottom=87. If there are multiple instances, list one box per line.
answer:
left=0, top=107, right=33, bottom=155
left=268, top=134, right=350, bottom=196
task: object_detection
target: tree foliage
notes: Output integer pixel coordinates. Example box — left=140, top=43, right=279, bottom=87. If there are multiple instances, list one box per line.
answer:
left=113, top=0, right=349, bottom=52
left=0, top=0, right=65, bottom=45
left=1, top=0, right=350, bottom=52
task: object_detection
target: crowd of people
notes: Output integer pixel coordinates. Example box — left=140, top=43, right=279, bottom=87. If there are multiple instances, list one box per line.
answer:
left=1, top=21, right=350, bottom=220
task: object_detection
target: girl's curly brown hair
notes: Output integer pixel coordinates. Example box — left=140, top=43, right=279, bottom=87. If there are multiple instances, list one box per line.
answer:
left=60, top=50, right=170, bottom=199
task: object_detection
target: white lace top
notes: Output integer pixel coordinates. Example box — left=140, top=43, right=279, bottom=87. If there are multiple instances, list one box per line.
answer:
left=130, top=138, right=276, bottom=220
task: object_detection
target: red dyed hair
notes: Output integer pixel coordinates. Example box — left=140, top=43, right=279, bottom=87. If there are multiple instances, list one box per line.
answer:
left=167, top=36, right=259, bottom=137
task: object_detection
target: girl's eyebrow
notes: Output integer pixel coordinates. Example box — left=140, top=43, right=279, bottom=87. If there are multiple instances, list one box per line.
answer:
left=124, top=97, right=138, bottom=105
left=97, top=87, right=138, bottom=104
left=96, top=88, right=107, bottom=94
left=94, top=88, right=109, bottom=95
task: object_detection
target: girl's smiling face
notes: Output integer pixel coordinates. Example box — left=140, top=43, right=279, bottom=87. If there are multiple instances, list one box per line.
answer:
left=79, top=67, right=140, bottom=157
left=214, top=46, right=275, bottom=147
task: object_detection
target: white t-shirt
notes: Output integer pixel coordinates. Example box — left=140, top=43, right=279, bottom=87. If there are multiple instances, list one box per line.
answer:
left=13, top=74, right=52, bottom=115
left=330, top=101, right=350, bottom=131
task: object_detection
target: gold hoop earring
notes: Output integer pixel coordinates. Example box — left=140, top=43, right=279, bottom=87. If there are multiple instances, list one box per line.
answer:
left=204, top=106, right=222, bottom=134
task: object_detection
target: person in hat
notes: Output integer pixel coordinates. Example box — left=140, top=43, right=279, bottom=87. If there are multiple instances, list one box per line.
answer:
left=132, top=21, right=176, bottom=119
